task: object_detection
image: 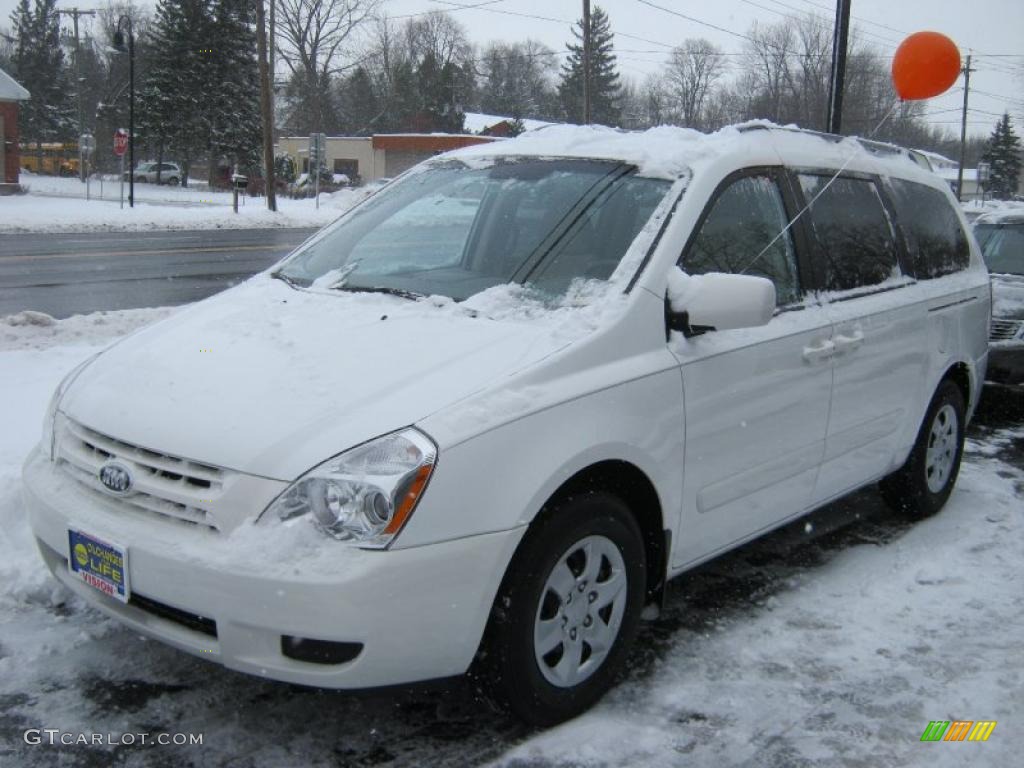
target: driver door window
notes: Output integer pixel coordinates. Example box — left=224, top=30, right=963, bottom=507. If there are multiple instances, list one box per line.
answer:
left=682, top=174, right=801, bottom=305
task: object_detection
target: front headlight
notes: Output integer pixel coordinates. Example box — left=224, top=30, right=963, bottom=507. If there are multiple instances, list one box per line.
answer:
left=263, top=428, right=437, bottom=549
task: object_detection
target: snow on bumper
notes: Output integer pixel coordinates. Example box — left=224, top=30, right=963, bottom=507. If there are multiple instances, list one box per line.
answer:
left=22, top=449, right=524, bottom=688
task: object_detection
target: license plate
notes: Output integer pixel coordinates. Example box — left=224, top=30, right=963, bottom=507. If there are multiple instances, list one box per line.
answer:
left=68, top=529, right=129, bottom=603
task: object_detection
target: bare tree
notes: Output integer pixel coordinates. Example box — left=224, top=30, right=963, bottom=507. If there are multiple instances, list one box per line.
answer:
left=665, top=38, right=727, bottom=130
left=403, top=11, right=471, bottom=70
left=742, top=21, right=797, bottom=123
left=477, top=39, right=558, bottom=121
left=275, top=0, right=380, bottom=132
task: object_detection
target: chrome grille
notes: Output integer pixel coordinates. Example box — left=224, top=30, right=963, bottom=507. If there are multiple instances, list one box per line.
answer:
left=990, top=318, right=1023, bottom=342
left=56, top=418, right=225, bottom=529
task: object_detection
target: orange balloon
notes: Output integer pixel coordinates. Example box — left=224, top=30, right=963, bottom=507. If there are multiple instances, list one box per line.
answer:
left=891, top=31, right=961, bottom=100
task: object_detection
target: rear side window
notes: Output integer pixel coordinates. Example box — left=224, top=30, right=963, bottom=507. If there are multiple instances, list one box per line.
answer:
left=888, top=179, right=970, bottom=278
left=682, top=174, right=801, bottom=305
left=798, top=174, right=900, bottom=292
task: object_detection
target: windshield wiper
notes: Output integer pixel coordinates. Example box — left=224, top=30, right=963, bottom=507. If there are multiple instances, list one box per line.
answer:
left=332, top=285, right=424, bottom=301
left=271, top=271, right=303, bottom=288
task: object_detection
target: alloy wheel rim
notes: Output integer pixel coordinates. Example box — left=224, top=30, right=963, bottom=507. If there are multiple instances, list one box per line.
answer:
left=533, top=534, right=628, bottom=688
left=925, top=403, right=957, bottom=494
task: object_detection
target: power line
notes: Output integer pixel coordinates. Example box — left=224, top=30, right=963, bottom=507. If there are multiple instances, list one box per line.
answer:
left=738, top=0, right=902, bottom=51
left=786, top=0, right=909, bottom=38
left=394, top=0, right=507, bottom=20
left=636, top=0, right=758, bottom=45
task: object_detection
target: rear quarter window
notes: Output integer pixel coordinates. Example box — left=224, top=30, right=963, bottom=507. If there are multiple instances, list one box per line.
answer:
left=887, top=178, right=970, bottom=279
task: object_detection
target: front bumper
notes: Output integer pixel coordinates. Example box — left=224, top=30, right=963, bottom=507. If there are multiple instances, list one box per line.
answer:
left=987, top=344, right=1024, bottom=385
left=23, top=449, right=524, bottom=688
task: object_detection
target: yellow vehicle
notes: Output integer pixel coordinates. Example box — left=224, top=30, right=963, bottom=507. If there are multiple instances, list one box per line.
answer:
left=20, top=142, right=80, bottom=176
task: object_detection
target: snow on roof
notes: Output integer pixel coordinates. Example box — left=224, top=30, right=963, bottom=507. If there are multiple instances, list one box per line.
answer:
left=442, top=121, right=932, bottom=181
left=0, top=67, right=30, bottom=101
left=975, top=203, right=1024, bottom=225
left=915, top=148, right=957, bottom=169
left=462, top=112, right=555, bottom=134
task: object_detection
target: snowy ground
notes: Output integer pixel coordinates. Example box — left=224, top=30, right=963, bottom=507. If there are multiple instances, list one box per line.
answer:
left=0, top=308, right=1021, bottom=767
left=1, top=174, right=374, bottom=233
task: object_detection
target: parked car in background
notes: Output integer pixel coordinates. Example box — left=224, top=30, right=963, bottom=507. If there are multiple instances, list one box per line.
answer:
left=124, top=162, right=182, bottom=186
left=975, top=211, right=1024, bottom=384
left=24, top=125, right=990, bottom=726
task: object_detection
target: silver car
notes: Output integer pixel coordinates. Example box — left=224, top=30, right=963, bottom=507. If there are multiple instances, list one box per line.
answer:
left=124, top=161, right=182, bottom=186
left=975, top=211, right=1024, bottom=385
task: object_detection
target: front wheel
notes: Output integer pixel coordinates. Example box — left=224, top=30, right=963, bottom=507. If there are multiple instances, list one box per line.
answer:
left=480, top=492, right=646, bottom=725
left=880, top=379, right=965, bottom=519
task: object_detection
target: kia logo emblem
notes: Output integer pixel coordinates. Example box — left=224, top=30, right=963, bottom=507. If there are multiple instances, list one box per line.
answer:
left=98, top=462, right=133, bottom=494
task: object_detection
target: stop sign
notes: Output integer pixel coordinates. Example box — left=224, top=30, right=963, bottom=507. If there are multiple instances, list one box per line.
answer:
left=113, top=129, right=128, bottom=157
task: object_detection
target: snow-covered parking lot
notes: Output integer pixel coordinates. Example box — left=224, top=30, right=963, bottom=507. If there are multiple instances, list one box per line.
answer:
left=0, top=309, right=1021, bottom=767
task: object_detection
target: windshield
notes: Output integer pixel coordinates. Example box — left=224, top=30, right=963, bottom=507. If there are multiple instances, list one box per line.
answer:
left=978, top=224, right=1024, bottom=275
left=276, top=159, right=672, bottom=301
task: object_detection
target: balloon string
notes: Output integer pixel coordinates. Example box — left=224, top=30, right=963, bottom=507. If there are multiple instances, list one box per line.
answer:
left=739, top=99, right=902, bottom=277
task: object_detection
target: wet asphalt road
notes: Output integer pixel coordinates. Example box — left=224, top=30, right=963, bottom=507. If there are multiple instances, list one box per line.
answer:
left=0, top=229, right=319, bottom=319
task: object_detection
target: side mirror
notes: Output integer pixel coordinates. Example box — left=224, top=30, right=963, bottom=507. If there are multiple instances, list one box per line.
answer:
left=666, top=271, right=776, bottom=337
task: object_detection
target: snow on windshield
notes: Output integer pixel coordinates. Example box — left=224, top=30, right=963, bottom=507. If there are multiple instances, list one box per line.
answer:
left=278, top=157, right=674, bottom=303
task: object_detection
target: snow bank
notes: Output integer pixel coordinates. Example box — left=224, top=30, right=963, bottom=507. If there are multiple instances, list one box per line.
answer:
left=1, top=307, right=178, bottom=350
left=0, top=184, right=374, bottom=234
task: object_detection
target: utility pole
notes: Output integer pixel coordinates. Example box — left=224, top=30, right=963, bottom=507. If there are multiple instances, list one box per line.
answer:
left=256, top=0, right=277, bottom=212
left=956, top=54, right=975, bottom=203
left=582, top=0, right=591, bottom=125
left=58, top=8, right=97, bottom=181
left=826, top=0, right=851, bottom=134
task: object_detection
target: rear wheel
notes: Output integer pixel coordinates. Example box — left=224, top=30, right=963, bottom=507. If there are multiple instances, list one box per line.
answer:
left=480, top=492, right=646, bottom=726
left=880, top=379, right=965, bottom=519
left=166, top=176, right=179, bottom=186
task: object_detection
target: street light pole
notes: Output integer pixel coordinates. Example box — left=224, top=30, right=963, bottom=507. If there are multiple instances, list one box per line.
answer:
left=113, top=16, right=135, bottom=208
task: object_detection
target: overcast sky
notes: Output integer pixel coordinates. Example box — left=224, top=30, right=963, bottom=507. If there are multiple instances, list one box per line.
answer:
left=3, top=0, right=1021, bottom=139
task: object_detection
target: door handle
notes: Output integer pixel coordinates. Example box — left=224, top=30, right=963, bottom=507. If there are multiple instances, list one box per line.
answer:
left=802, top=339, right=835, bottom=363
left=834, top=330, right=865, bottom=354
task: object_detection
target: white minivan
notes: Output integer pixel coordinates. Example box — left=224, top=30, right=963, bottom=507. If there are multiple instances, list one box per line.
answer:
left=23, top=124, right=990, bottom=725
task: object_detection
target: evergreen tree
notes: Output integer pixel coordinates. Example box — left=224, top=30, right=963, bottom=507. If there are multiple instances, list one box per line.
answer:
left=338, top=66, right=381, bottom=135
left=140, top=0, right=261, bottom=185
left=981, top=113, right=1022, bottom=200
left=558, top=5, right=621, bottom=126
left=10, top=0, right=75, bottom=149
left=382, top=59, right=418, bottom=133
left=139, top=0, right=212, bottom=185
left=206, top=0, right=261, bottom=171
left=414, top=52, right=464, bottom=133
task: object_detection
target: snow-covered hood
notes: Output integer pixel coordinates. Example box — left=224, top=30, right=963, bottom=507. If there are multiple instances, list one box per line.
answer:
left=992, top=273, right=1024, bottom=320
left=59, top=278, right=566, bottom=479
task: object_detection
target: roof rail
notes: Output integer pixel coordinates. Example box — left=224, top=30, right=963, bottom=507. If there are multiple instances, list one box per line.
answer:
left=736, top=123, right=930, bottom=170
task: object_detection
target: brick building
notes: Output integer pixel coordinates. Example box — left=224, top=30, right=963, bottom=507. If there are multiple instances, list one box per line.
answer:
left=0, top=67, right=30, bottom=193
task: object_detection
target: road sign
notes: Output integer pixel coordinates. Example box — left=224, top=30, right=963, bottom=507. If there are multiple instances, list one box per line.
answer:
left=114, top=128, right=128, bottom=157
left=80, top=133, right=95, bottom=155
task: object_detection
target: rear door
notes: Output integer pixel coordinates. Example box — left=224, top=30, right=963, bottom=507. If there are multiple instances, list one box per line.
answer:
left=671, top=169, right=835, bottom=567
left=794, top=173, right=928, bottom=503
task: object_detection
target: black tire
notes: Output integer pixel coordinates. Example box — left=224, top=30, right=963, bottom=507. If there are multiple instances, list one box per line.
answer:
left=880, top=379, right=965, bottom=519
left=166, top=176, right=179, bottom=186
left=480, top=491, right=646, bottom=726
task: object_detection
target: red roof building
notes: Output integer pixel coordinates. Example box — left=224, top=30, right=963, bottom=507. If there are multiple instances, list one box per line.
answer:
left=0, top=67, right=30, bottom=192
